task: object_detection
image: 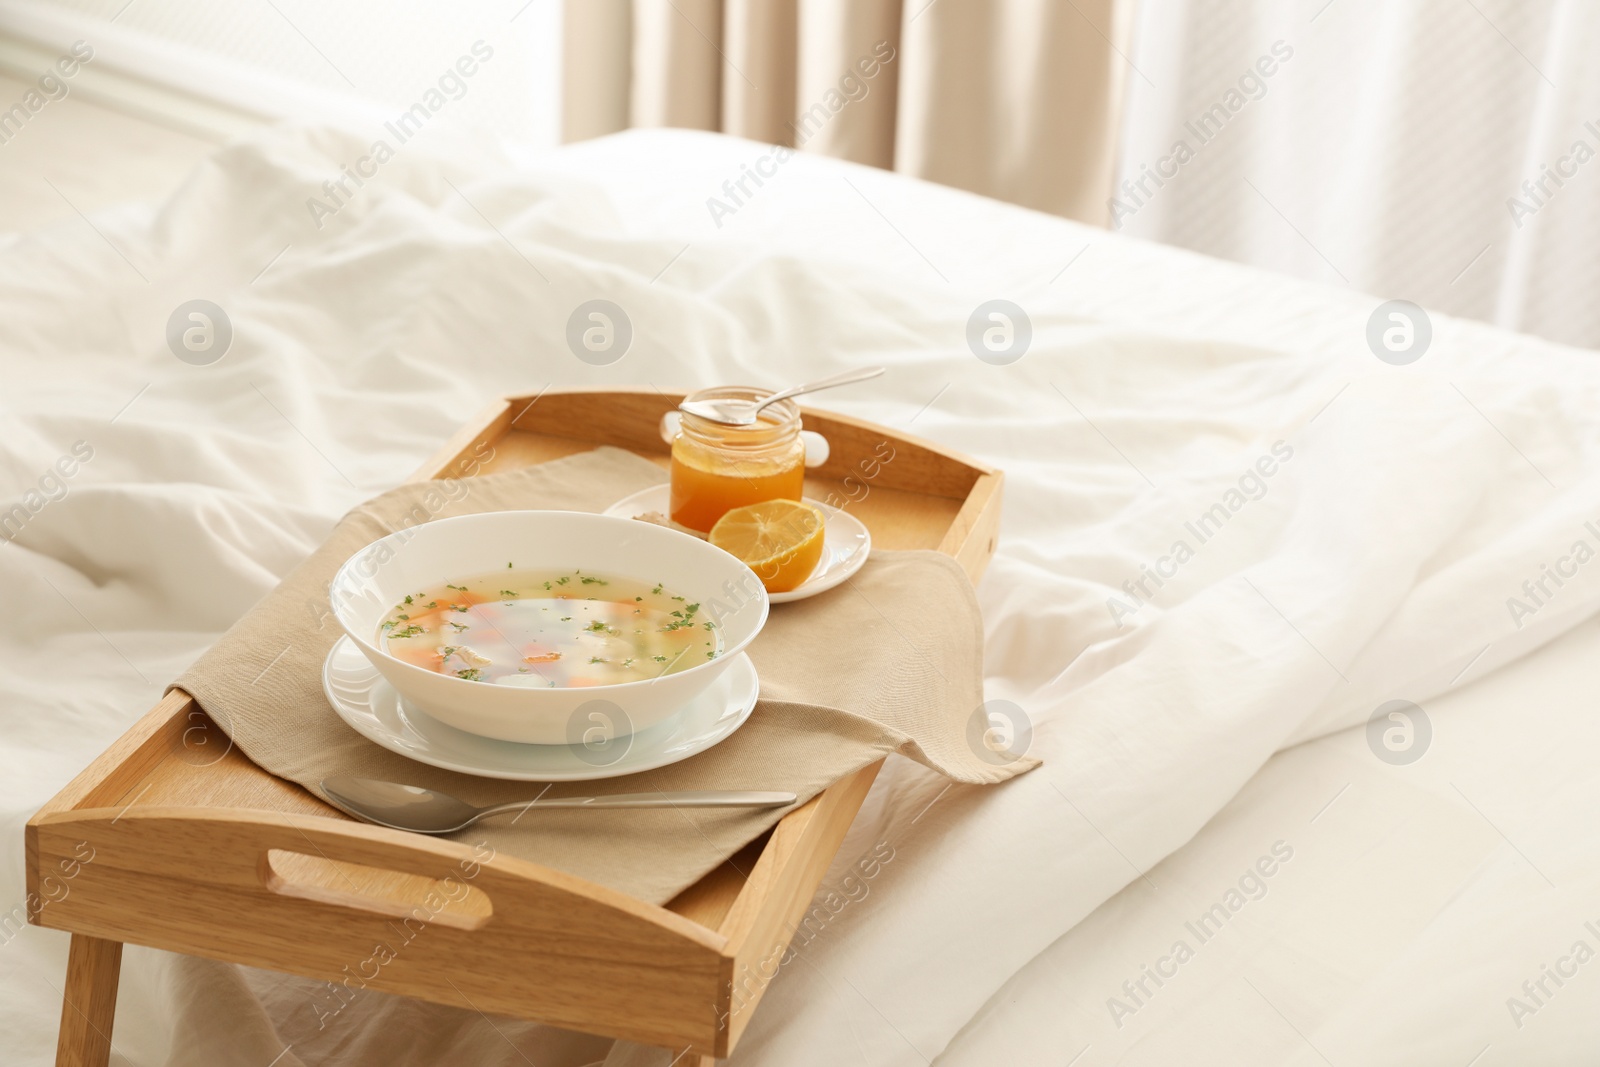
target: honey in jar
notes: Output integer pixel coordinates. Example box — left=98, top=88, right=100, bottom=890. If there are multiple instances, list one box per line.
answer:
left=669, top=387, right=806, bottom=533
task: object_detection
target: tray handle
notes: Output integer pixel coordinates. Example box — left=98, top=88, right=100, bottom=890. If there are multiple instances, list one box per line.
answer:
left=32, top=805, right=725, bottom=950
left=31, top=806, right=735, bottom=1052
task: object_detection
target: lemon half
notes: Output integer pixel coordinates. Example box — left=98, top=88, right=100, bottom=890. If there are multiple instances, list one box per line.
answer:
left=708, top=499, right=827, bottom=594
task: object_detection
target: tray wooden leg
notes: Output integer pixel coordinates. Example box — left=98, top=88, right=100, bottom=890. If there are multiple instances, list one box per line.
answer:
left=56, top=934, right=122, bottom=1067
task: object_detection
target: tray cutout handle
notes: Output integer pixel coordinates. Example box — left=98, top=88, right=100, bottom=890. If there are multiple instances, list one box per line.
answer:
left=259, top=848, right=493, bottom=932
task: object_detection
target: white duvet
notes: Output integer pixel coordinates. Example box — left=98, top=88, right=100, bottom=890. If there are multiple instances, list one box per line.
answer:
left=3, top=124, right=1599, bottom=1066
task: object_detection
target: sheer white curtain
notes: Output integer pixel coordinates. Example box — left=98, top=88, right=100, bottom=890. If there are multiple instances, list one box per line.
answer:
left=1118, top=0, right=1600, bottom=348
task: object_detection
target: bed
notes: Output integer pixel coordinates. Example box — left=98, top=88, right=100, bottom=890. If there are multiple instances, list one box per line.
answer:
left=3, top=124, right=1597, bottom=1066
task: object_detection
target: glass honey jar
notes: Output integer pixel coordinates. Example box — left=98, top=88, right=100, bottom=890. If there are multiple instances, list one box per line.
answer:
left=669, top=386, right=807, bottom=533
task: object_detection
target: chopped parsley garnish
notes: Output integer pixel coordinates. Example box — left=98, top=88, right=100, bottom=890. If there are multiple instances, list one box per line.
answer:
left=448, top=621, right=468, bottom=632
left=446, top=584, right=467, bottom=591
left=451, top=604, right=469, bottom=613
left=580, top=576, right=608, bottom=585
left=500, top=589, right=517, bottom=597
left=652, top=584, right=663, bottom=595
left=403, top=595, right=413, bottom=605
left=659, top=602, right=701, bottom=632
left=390, top=625, right=425, bottom=639
left=589, top=656, right=606, bottom=664
left=455, top=668, right=483, bottom=681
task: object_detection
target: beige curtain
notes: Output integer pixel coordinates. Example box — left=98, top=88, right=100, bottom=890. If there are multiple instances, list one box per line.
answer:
left=562, top=0, right=1130, bottom=224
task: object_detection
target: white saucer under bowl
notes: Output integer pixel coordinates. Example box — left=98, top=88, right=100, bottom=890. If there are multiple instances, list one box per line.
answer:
left=322, top=636, right=760, bottom=781
left=602, top=487, right=870, bottom=603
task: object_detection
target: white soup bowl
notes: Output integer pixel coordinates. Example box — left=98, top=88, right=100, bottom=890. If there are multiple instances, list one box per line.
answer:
left=329, top=510, right=768, bottom=744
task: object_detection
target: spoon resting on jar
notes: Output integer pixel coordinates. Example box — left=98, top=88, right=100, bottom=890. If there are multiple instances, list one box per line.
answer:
left=678, top=366, right=884, bottom=426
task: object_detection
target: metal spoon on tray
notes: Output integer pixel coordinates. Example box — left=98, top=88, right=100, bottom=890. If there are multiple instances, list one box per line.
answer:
left=322, top=775, right=796, bottom=835
left=679, top=366, right=884, bottom=426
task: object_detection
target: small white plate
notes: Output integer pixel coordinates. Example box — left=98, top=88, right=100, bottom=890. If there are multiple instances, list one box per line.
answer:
left=602, top=486, right=871, bottom=603
left=322, top=636, right=760, bottom=781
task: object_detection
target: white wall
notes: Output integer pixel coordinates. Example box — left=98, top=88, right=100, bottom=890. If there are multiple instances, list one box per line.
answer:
left=0, top=0, right=563, bottom=148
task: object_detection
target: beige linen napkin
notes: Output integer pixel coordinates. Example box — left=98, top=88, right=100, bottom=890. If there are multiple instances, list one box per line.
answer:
left=173, top=447, right=1036, bottom=904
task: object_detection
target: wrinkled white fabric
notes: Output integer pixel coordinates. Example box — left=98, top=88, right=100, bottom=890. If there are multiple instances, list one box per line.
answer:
left=937, top=616, right=1600, bottom=1066
left=1, top=124, right=1596, bottom=1066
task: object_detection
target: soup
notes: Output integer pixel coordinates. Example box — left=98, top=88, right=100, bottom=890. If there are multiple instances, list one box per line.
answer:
left=378, top=568, right=721, bottom=687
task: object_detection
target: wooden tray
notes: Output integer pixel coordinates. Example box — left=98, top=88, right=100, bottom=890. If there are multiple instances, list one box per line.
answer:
left=26, top=388, right=1002, bottom=1066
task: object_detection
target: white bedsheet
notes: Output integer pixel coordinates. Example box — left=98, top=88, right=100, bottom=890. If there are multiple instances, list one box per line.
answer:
left=2, top=124, right=1598, bottom=1067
